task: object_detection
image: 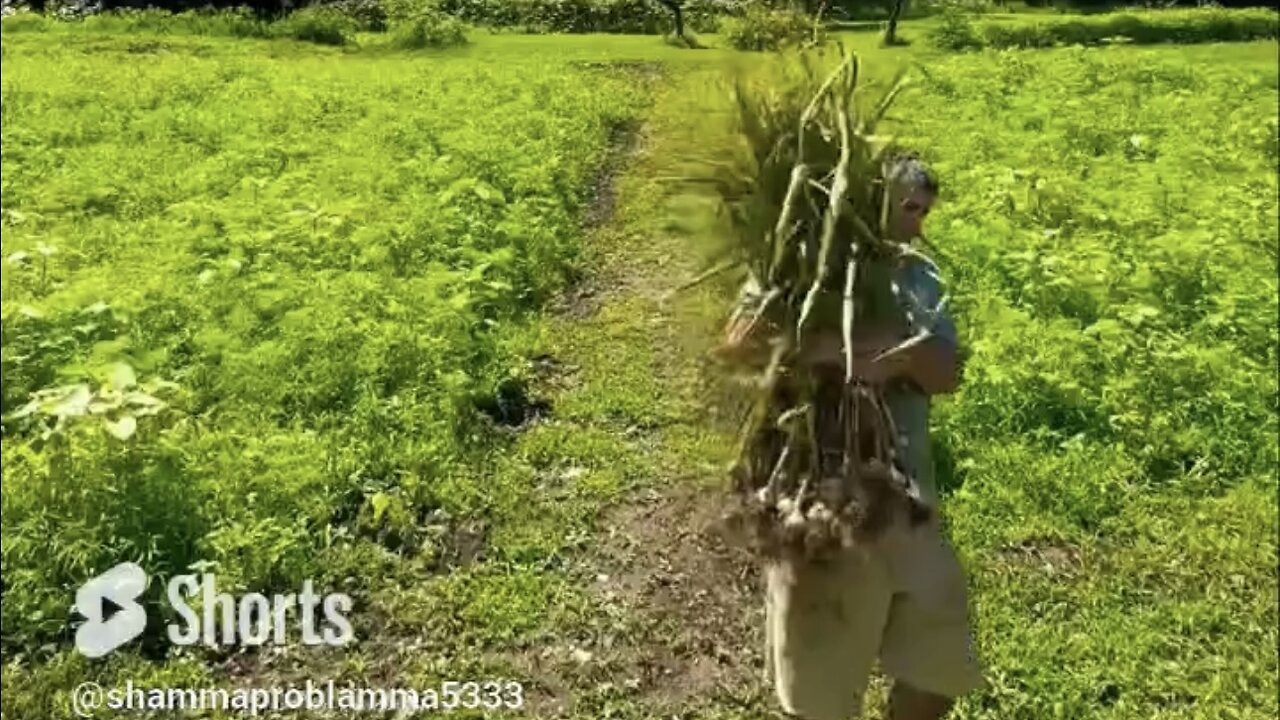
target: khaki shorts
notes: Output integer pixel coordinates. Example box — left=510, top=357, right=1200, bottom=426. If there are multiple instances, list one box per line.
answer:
left=764, top=511, right=983, bottom=720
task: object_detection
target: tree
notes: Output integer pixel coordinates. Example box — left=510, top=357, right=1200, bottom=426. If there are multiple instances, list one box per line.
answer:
left=656, top=0, right=686, bottom=40
left=883, top=0, right=906, bottom=45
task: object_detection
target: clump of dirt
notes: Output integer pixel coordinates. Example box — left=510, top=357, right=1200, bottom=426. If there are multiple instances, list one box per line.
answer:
left=433, top=518, right=490, bottom=570
left=473, top=376, right=553, bottom=427
left=548, top=280, right=604, bottom=320
left=999, top=538, right=1085, bottom=578
left=527, top=352, right=584, bottom=393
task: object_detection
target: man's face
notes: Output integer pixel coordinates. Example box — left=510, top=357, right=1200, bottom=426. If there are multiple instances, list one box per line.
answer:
left=891, top=188, right=936, bottom=241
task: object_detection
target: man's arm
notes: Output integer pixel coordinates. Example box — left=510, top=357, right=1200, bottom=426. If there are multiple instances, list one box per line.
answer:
left=715, top=261, right=961, bottom=393
left=857, top=335, right=960, bottom=395
left=719, top=320, right=960, bottom=394
left=803, top=329, right=960, bottom=395
left=872, top=258, right=962, bottom=395
left=806, top=259, right=962, bottom=394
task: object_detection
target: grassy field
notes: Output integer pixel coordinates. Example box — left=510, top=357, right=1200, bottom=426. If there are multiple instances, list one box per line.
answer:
left=1, top=18, right=1277, bottom=720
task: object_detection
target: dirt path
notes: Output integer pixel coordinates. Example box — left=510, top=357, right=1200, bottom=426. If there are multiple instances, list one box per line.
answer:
left=524, top=60, right=782, bottom=718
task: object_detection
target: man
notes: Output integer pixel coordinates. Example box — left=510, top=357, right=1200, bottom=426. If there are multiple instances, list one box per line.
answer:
left=719, top=155, right=982, bottom=720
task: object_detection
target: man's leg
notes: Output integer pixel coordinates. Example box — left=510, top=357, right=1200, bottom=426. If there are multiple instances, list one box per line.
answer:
left=877, top=520, right=982, bottom=717
left=887, top=681, right=955, bottom=720
left=764, top=547, right=892, bottom=720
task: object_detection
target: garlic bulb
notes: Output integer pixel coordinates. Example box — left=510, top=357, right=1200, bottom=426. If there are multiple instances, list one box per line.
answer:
left=776, top=497, right=796, bottom=516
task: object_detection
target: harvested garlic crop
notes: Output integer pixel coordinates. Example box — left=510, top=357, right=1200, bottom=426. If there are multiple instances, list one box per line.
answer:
left=784, top=507, right=806, bottom=530
left=806, top=502, right=834, bottom=524
left=776, top=497, right=796, bottom=516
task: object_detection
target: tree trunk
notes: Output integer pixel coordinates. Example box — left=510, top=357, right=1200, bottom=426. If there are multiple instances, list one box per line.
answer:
left=884, top=0, right=905, bottom=45
left=812, top=0, right=830, bottom=43
left=658, top=0, right=685, bottom=38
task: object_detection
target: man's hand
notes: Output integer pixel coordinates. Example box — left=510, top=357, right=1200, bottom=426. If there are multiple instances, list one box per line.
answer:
left=848, top=352, right=900, bottom=384
left=863, top=335, right=960, bottom=395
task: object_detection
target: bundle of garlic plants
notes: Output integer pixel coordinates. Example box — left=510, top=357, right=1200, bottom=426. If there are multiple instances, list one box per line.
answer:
left=694, top=46, right=951, bottom=562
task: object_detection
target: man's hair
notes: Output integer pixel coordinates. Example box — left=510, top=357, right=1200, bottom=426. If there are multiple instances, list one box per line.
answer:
left=883, top=151, right=940, bottom=196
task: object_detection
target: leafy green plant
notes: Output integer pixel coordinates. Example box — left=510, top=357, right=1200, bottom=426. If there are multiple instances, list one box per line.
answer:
left=390, top=6, right=468, bottom=48
left=0, top=7, right=382, bottom=43
left=722, top=3, right=820, bottom=51
left=911, top=0, right=993, bottom=15
left=321, top=0, right=389, bottom=31
left=485, top=0, right=739, bottom=33
left=932, top=8, right=1280, bottom=51
left=274, top=5, right=356, bottom=45
left=4, top=241, right=59, bottom=296
left=0, top=10, right=50, bottom=32
left=79, top=7, right=271, bottom=38
left=6, top=362, right=174, bottom=443
left=927, top=6, right=983, bottom=51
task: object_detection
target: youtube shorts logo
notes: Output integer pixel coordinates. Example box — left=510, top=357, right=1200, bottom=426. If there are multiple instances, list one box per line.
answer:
left=74, top=562, right=148, bottom=658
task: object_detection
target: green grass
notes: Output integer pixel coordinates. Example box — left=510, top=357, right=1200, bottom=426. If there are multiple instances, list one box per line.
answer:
left=1, top=25, right=648, bottom=659
left=1, top=16, right=1277, bottom=720
left=892, top=40, right=1278, bottom=718
left=929, top=7, right=1280, bottom=51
